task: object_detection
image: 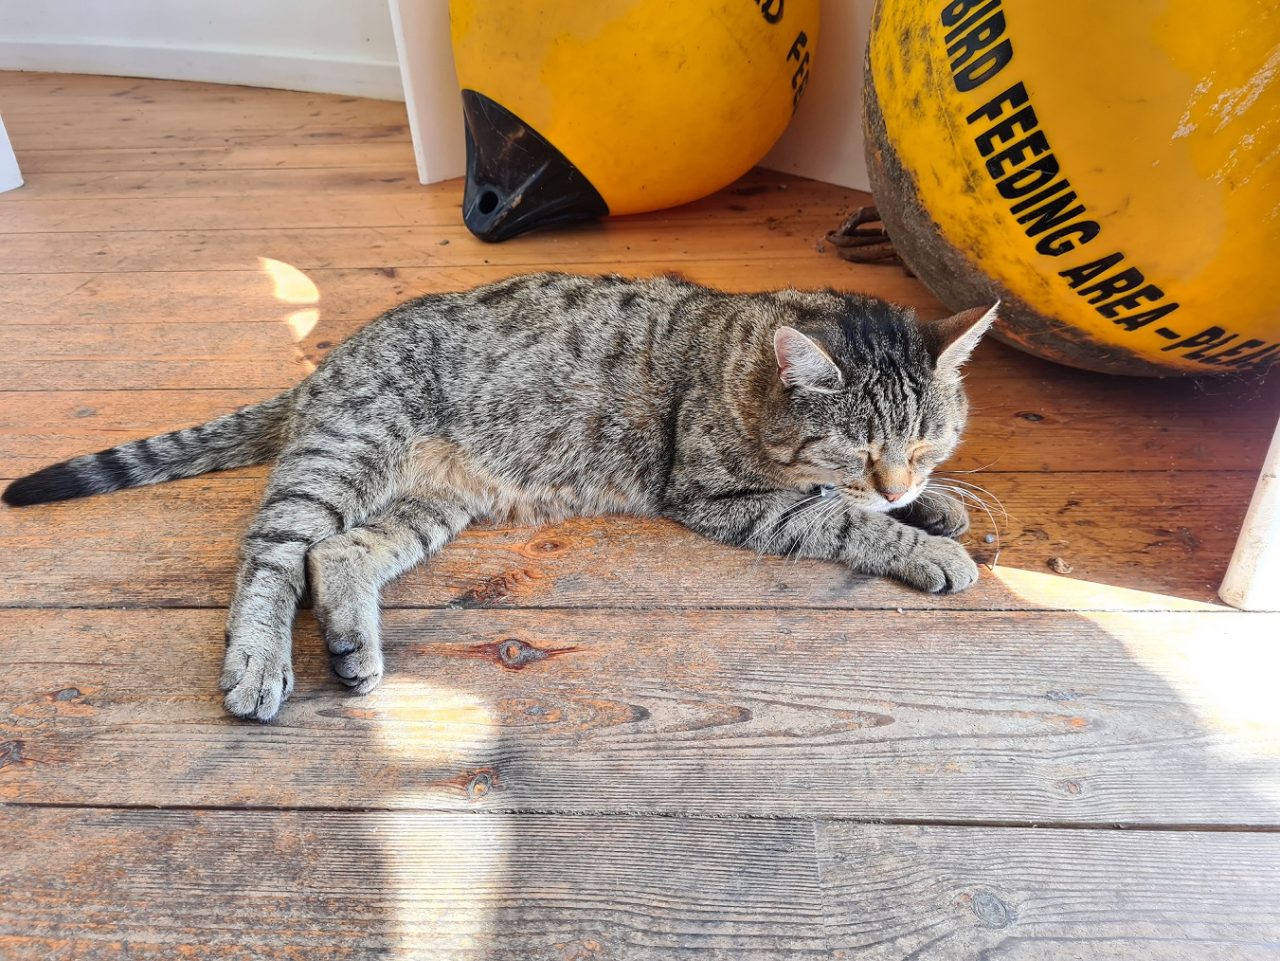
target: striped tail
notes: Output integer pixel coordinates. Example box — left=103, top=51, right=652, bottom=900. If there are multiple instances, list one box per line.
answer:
left=3, top=391, right=295, bottom=507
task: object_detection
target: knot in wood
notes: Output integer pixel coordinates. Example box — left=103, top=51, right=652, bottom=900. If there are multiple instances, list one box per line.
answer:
left=971, top=890, right=1013, bottom=928
left=467, top=769, right=495, bottom=800
left=498, top=637, right=546, bottom=668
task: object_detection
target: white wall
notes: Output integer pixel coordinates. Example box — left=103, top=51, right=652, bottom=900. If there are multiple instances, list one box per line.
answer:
left=0, top=0, right=403, bottom=99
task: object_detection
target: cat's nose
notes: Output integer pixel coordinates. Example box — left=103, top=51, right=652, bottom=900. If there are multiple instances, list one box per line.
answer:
left=880, top=489, right=906, bottom=503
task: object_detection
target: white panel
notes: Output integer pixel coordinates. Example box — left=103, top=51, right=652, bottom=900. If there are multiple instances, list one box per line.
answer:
left=0, top=1, right=403, bottom=100
left=388, top=0, right=465, bottom=184
left=761, top=0, right=875, bottom=191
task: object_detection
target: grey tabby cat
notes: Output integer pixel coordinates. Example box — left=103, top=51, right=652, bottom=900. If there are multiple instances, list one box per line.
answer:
left=4, top=272, right=996, bottom=721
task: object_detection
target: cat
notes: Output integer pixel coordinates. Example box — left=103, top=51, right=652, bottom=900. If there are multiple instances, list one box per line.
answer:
left=4, top=272, right=996, bottom=721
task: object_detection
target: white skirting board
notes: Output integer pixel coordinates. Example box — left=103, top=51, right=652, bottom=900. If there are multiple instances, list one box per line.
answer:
left=0, top=40, right=404, bottom=101
left=0, top=113, right=23, bottom=194
left=389, top=0, right=874, bottom=190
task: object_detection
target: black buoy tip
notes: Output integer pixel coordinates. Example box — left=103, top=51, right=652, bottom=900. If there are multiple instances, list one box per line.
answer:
left=460, top=89, right=609, bottom=243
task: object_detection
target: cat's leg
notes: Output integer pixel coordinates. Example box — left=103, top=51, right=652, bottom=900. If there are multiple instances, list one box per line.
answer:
left=306, top=495, right=472, bottom=693
left=667, top=488, right=979, bottom=594
left=890, top=488, right=970, bottom=538
left=220, top=430, right=404, bottom=721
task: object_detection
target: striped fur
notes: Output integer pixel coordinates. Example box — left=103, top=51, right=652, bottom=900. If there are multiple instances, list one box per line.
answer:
left=5, top=272, right=995, bottom=720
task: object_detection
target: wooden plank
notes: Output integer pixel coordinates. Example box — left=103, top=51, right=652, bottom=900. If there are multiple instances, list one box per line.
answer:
left=0, top=216, right=846, bottom=273
left=818, top=824, right=1280, bottom=959
left=0, top=176, right=860, bottom=233
left=0, top=807, right=828, bottom=960
left=13, top=142, right=416, bottom=173
left=0, top=471, right=1255, bottom=609
left=3, top=608, right=1277, bottom=821
left=2, top=348, right=1274, bottom=473
left=0, top=164, right=843, bottom=203
left=0, top=261, right=929, bottom=327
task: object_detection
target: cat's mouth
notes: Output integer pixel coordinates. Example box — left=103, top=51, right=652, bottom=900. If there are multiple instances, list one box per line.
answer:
left=819, top=482, right=924, bottom=512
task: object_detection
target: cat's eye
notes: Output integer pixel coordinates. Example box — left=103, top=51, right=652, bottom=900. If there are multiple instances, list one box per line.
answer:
left=910, top=443, right=937, bottom=466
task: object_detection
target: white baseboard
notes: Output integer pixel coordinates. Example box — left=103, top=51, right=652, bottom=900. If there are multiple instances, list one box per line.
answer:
left=0, top=40, right=405, bottom=101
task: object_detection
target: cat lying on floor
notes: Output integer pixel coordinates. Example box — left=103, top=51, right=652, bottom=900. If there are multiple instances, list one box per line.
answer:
left=4, top=272, right=996, bottom=721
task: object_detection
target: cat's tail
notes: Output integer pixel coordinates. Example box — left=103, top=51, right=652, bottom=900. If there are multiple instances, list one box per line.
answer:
left=2, top=390, right=295, bottom=507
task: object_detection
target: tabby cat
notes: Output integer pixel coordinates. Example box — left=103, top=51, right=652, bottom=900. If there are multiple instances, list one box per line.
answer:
left=4, top=273, right=996, bottom=721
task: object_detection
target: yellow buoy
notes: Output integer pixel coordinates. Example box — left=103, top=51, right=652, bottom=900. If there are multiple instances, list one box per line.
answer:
left=865, top=0, right=1280, bottom=375
left=450, top=0, right=819, bottom=241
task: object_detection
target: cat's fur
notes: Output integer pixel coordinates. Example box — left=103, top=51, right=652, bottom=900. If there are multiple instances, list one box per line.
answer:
left=4, top=272, right=996, bottom=721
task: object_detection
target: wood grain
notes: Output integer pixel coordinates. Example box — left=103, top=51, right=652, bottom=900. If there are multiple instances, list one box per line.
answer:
left=4, top=607, right=1278, bottom=822
left=0, top=807, right=829, bottom=960
left=0, top=470, right=1254, bottom=609
left=819, top=824, right=1280, bottom=959
left=2, top=352, right=1274, bottom=472
left=4, top=71, right=1279, bottom=961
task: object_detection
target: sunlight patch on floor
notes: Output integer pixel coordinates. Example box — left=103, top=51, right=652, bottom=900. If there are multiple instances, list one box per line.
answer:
left=997, top=566, right=1280, bottom=808
left=990, top=565, right=1225, bottom=611
left=259, top=256, right=321, bottom=362
left=371, top=676, right=508, bottom=956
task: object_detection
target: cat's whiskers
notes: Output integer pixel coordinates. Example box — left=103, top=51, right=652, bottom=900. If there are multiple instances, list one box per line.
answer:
left=936, top=475, right=1008, bottom=519
left=785, top=495, right=844, bottom=565
left=929, top=481, right=1003, bottom=569
left=750, top=492, right=825, bottom=564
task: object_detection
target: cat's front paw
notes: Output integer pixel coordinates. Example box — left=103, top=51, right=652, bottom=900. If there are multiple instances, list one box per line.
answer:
left=220, top=641, right=294, bottom=721
left=893, top=492, right=970, bottom=538
left=892, top=534, right=979, bottom=594
left=324, top=629, right=384, bottom=696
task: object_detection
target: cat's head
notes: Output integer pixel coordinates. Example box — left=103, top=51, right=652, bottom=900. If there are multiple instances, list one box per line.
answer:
left=759, top=296, right=997, bottom=512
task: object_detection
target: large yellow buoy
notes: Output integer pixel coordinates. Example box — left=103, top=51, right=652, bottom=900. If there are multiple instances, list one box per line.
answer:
left=865, top=0, right=1280, bottom=376
left=450, top=0, right=819, bottom=241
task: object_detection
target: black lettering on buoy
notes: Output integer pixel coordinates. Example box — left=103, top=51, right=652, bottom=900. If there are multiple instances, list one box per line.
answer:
left=787, top=32, right=810, bottom=107
left=973, top=106, right=1038, bottom=156
left=1108, top=301, right=1180, bottom=331
left=1035, top=220, right=1099, bottom=256
left=1161, top=326, right=1226, bottom=352
left=1095, top=285, right=1165, bottom=318
left=985, top=132, right=1050, bottom=178
left=1016, top=190, right=1087, bottom=239
left=1201, top=337, right=1264, bottom=364
left=948, top=10, right=1006, bottom=69
left=944, top=0, right=1002, bottom=43
left=1185, top=333, right=1239, bottom=360
left=953, top=40, right=1013, bottom=92
left=996, top=155, right=1062, bottom=200
left=755, top=0, right=784, bottom=25
left=965, top=81, right=1029, bottom=124
left=1228, top=343, right=1280, bottom=367
left=1078, top=266, right=1146, bottom=304
left=1059, top=252, right=1125, bottom=288
left=1009, top=178, right=1070, bottom=214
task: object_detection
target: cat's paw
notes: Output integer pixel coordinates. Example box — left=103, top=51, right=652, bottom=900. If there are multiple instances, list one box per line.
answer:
left=894, top=492, right=970, bottom=538
left=892, top=534, right=980, bottom=594
left=325, top=629, right=384, bottom=696
left=220, top=642, right=294, bottom=721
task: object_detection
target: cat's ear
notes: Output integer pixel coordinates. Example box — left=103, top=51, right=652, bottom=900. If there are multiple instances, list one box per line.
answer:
left=774, top=327, right=844, bottom=393
left=921, top=302, right=999, bottom=376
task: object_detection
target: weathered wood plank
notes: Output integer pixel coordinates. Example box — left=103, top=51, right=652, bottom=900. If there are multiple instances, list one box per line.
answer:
left=2, top=350, right=1274, bottom=473
left=0, top=163, right=849, bottom=207
left=0, top=215, right=844, bottom=274
left=0, top=807, right=829, bottom=960
left=13, top=142, right=416, bottom=173
left=818, top=824, right=1280, bottom=959
left=0, top=470, right=1253, bottom=609
left=3, top=608, right=1277, bottom=822
left=0, top=262, right=929, bottom=327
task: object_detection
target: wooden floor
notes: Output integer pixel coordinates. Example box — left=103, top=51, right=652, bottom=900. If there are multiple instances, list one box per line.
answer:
left=2, top=73, right=1279, bottom=959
